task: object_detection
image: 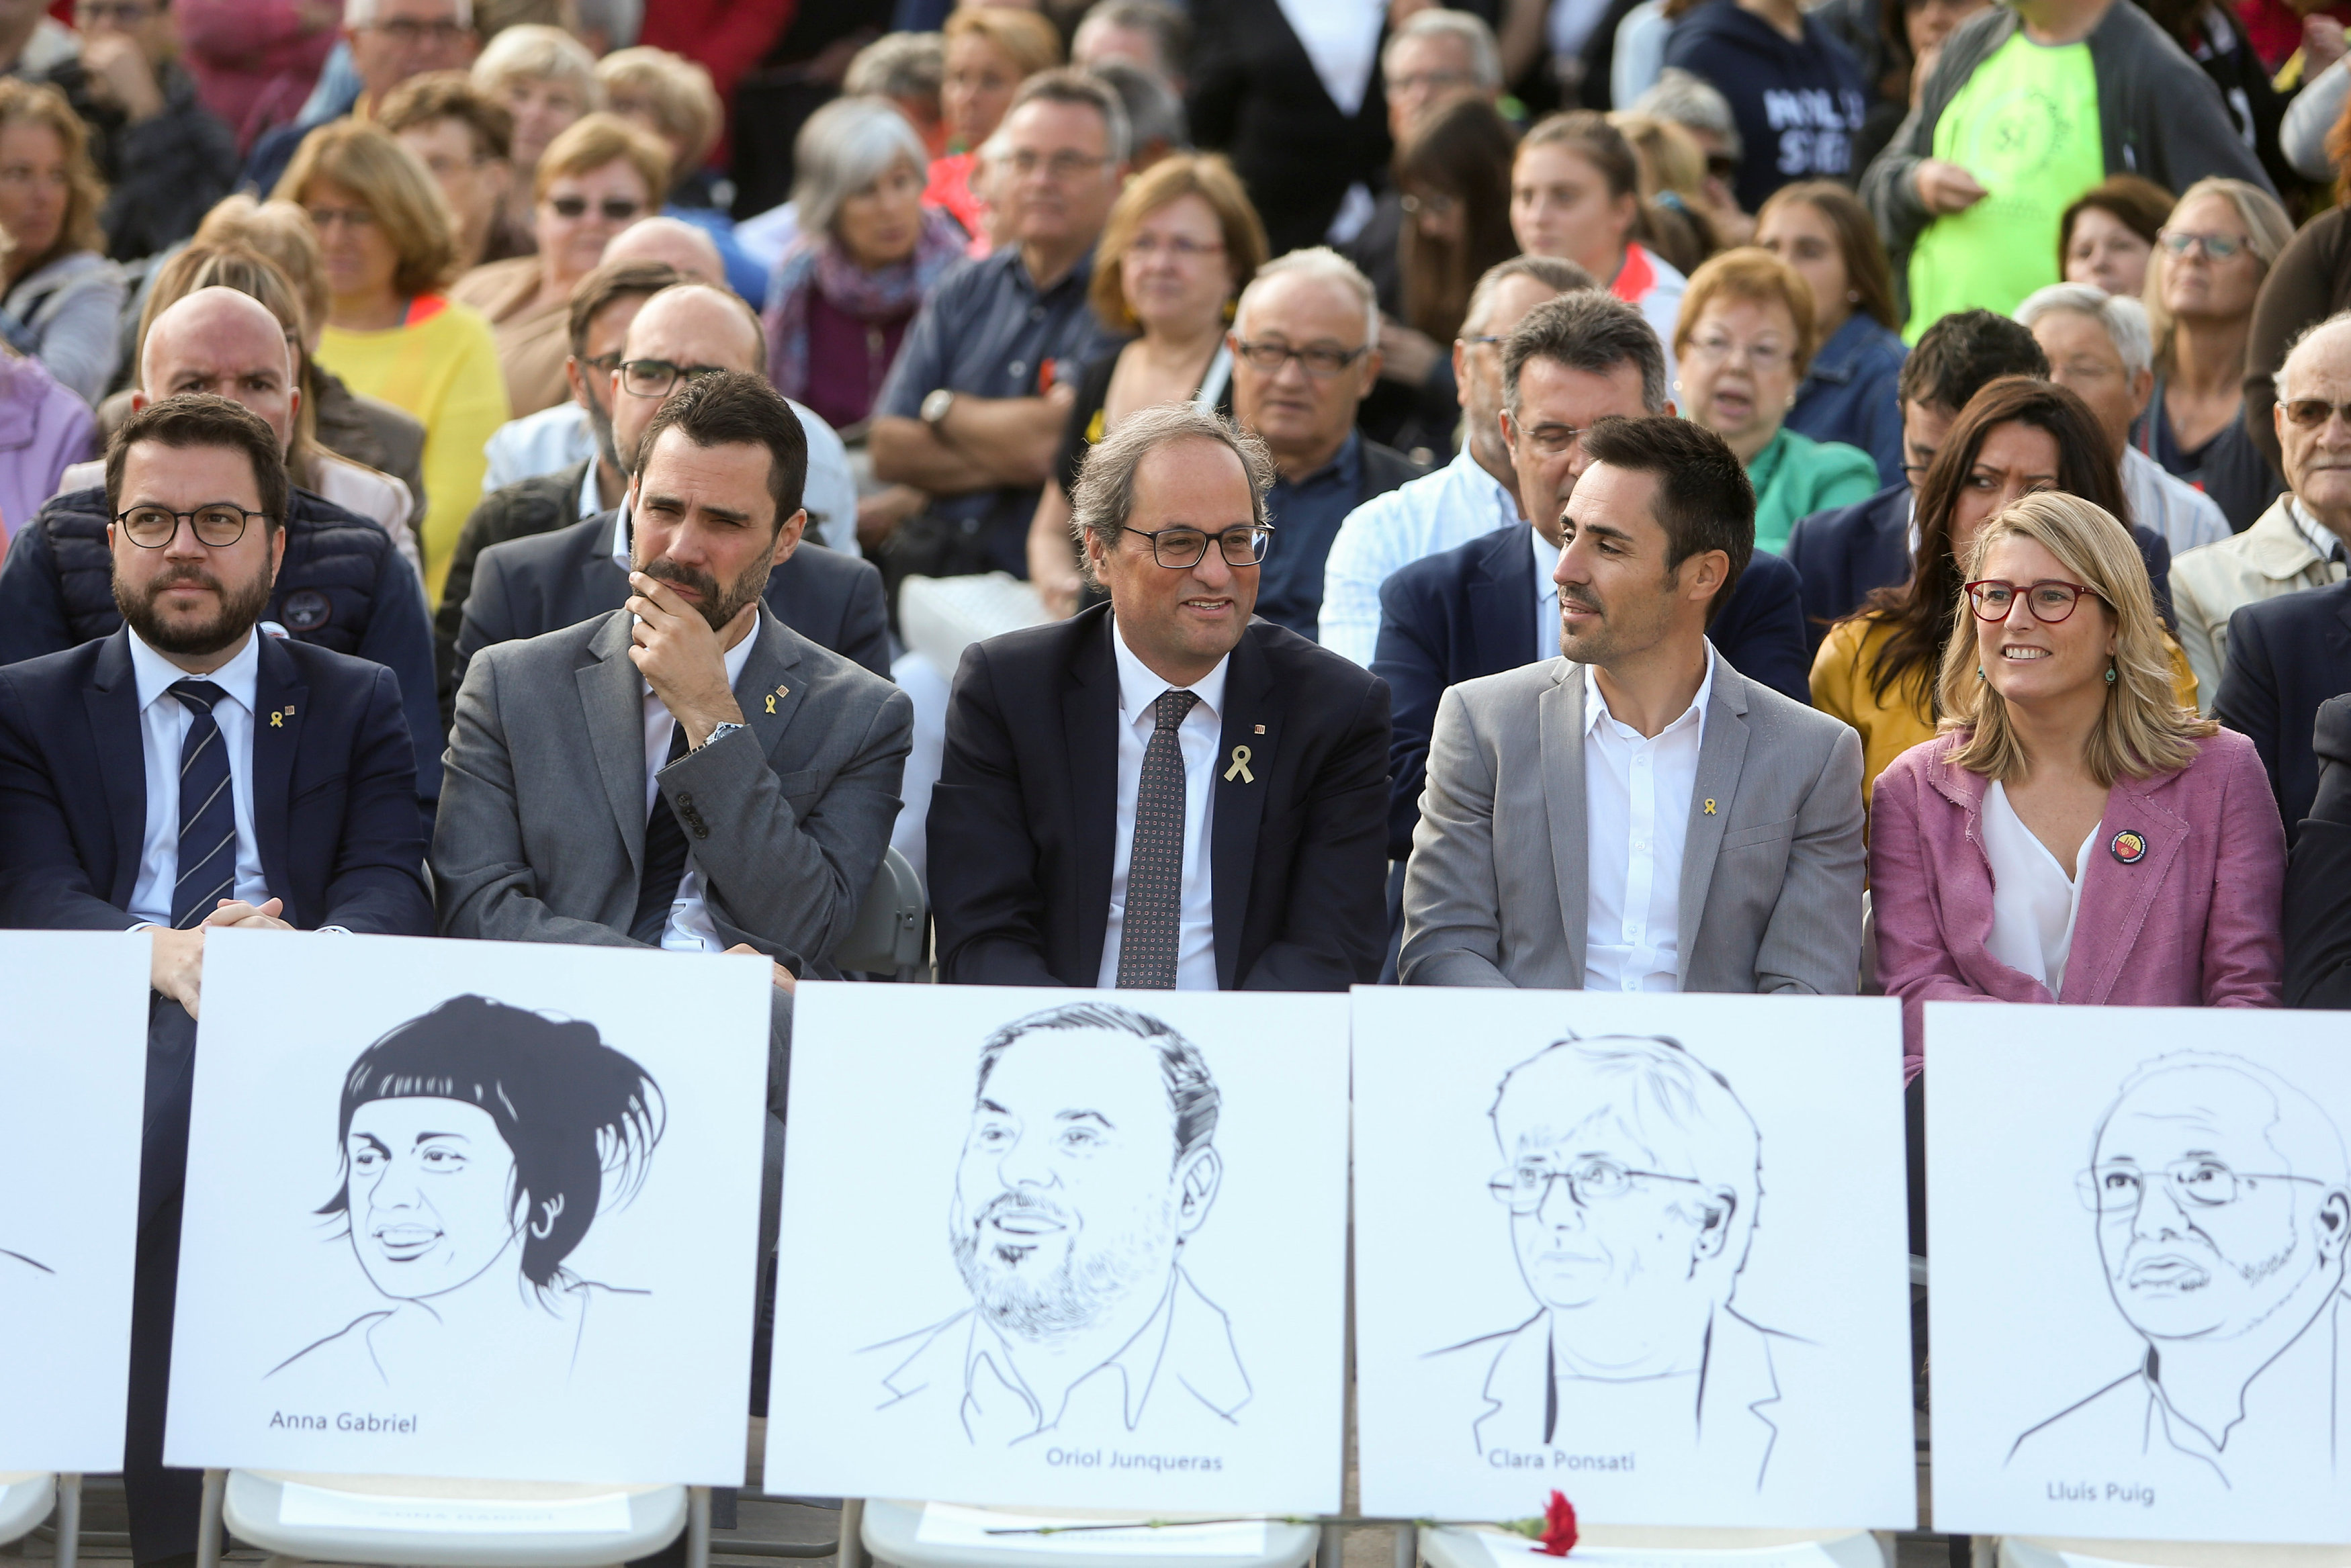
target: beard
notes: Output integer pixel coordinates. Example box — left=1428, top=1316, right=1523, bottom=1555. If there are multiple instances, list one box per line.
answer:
left=950, top=1189, right=1178, bottom=1342
left=114, top=555, right=275, bottom=657
left=590, top=388, right=625, bottom=478
left=633, top=545, right=771, bottom=633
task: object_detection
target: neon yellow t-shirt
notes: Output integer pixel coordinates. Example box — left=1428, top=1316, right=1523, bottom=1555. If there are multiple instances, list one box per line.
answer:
left=1904, top=30, right=2104, bottom=342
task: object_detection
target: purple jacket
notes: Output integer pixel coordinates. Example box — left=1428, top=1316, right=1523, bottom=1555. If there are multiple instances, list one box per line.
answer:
left=0, top=353, right=92, bottom=543
left=1870, top=727, right=2285, bottom=1076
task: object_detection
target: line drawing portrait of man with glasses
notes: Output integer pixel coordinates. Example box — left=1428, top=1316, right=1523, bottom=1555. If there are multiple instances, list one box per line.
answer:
left=2008, top=1053, right=2351, bottom=1486
left=1428, top=1033, right=1810, bottom=1487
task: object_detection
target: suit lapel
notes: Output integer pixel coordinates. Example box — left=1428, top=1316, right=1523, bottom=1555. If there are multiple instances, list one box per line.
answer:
left=1065, top=614, right=1120, bottom=982
left=1537, top=662, right=1589, bottom=985
left=1471, top=527, right=1536, bottom=678
left=250, top=635, right=305, bottom=919
left=85, top=631, right=146, bottom=909
left=576, top=611, right=651, bottom=876
left=2061, top=770, right=2190, bottom=1005
left=1677, top=652, right=1750, bottom=986
left=1210, top=629, right=1276, bottom=990
left=738, top=607, right=810, bottom=762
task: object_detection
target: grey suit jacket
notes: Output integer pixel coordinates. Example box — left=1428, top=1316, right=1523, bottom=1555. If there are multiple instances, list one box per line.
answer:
left=433, top=604, right=914, bottom=1105
left=1399, top=648, right=1864, bottom=993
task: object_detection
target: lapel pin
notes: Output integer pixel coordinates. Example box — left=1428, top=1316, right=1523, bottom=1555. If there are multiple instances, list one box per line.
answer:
left=269, top=710, right=283, bottom=728
left=1224, top=745, right=1255, bottom=784
left=2109, top=829, right=2147, bottom=865
left=1703, top=798, right=1716, bottom=815
left=1253, top=723, right=1265, bottom=735
left=764, top=694, right=777, bottom=714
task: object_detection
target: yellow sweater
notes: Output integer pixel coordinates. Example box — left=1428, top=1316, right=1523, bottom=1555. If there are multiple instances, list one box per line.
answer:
left=1811, top=614, right=2202, bottom=811
left=318, top=295, right=511, bottom=606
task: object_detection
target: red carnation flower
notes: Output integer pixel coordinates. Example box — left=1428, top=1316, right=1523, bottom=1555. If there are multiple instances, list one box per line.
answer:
left=1536, top=1491, right=1577, bottom=1557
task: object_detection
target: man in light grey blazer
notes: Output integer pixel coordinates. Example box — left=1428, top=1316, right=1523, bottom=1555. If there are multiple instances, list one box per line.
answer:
left=1401, top=415, right=1863, bottom=994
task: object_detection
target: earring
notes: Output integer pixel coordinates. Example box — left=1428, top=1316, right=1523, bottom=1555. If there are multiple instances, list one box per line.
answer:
left=1976, top=665, right=1986, bottom=681
left=1847, top=289, right=1861, bottom=302
left=2105, top=665, right=2117, bottom=684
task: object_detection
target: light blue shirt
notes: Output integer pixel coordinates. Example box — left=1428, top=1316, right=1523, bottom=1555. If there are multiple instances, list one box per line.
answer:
left=126, top=629, right=268, bottom=929
left=1319, top=444, right=1519, bottom=667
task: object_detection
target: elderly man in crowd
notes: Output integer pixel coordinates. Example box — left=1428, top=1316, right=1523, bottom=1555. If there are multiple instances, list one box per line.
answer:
left=871, top=71, right=1129, bottom=588
left=1228, top=248, right=1423, bottom=643
left=240, top=0, right=479, bottom=198
left=2173, top=314, right=2351, bottom=710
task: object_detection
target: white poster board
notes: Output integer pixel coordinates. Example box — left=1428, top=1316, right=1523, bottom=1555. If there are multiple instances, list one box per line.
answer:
left=1354, top=988, right=1916, bottom=1530
left=1928, top=1002, right=2351, bottom=1544
left=0, top=931, right=149, bottom=1473
left=764, top=983, right=1351, bottom=1513
left=163, top=929, right=772, bottom=1485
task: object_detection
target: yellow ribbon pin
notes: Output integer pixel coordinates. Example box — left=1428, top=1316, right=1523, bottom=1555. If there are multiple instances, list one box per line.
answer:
left=764, top=694, right=777, bottom=714
left=1224, top=745, right=1255, bottom=783
left=1703, top=798, right=1716, bottom=815
left=269, top=710, right=283, bottom=728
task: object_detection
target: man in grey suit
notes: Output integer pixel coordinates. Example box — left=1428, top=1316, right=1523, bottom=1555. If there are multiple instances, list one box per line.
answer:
left=1401, top=415, right=1863, bottom=994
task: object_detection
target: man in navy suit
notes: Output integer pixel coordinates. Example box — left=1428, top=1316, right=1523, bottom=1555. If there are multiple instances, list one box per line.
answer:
left=0, top=396, right=431, bottom=1568
left=2215, top=580, right=2351, bottom=844
left=928, top=403, right=1388, bottom=991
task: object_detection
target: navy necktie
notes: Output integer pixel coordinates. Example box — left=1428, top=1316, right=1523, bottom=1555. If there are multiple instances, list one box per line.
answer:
left=169, top=679, right=237, bottom=930
left=1116, top=688, right=1199, bottom=989
left=630, top=718, right=693, bottom=945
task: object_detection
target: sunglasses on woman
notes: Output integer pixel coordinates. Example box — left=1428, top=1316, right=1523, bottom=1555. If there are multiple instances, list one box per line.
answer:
left=549, top=195, right=644, bottom=222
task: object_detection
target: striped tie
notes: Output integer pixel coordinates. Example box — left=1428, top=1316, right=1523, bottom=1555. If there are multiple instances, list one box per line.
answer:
left=1116, top=688, right=1198, bottom=989
left=168, top=679, right=237, bottom=930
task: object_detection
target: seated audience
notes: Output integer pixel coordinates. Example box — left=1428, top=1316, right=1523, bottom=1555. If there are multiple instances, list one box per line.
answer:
left=928, top=9, right=1062, bottom=248
left=2135, top=177, right=2292, bottom=532
left=871, top=70, right=1127, bottom=586
left=0, top=394, right=433, bottom=1568
left=452, top=112, right=670, bottom=416
left=1399, top=414, right=1864, bottom=993
left=1510, top=112, right=1687, bottom=384
left=2, top=285, right=439, bottom=821
left=594, top=46, right=768, bottom=306
left=238, top=0, right=480, bottom=200
left=1813, top=376, right=2199, bottom=804
left=2171, top=314, right=2351, bottom=707
left=277, top=119, right=511, bottom=604
left=2285, top=694, right=2351, bottom=1008
left=2060, top=175, right=2172, bottom=299
left=1227, top=248, right=1424, bottom=642
left=1674, top=247, right=1878, bottom=554
left=1872, top=490, right=2284, bottom=1074
left=1026, top=152, right=1268, bottom=616
left=470, top=20, right=601, bottom=255
left=2016, top=284, right=2230, bottom=555
left=380, top=72, right=521, bottom=274
left=0, top=80, right=126, bottom=406
left=926, top=402, right=1390, bottom=990
left=450, top=283, right=889, bottom=705
left=1759, top=181, right=1907, bottom=490
left=1322, top=256, right=1593, bottom=668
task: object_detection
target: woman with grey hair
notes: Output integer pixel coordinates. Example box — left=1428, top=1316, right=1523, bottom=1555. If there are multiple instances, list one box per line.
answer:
left=762, top=95, right=967, bottom=436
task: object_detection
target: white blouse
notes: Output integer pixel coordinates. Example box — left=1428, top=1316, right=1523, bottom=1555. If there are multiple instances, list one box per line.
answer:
left=1980, top=780, right=2098, bottom=996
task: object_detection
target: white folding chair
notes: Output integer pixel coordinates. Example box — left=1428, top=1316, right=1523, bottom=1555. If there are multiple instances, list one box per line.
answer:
left=1421, top=1522, right=1890, bottom=1568
left=854, top=1499, right=1320, bottom=1568
left=193, top=1469, right=701, bottom=1568
left=0, top=1472, right=73, bottom=1567
left=1990, top=1540, right=2351, bottom=1568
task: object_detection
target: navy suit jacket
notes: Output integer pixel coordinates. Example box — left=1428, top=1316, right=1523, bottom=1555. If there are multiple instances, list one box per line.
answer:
left=2215, top=579, right=2351, bottom=845
left=927, top=604, right=1390, bottom=991
left=0, top=628, right=432, bottom=936
left=1370, top=526, right=1811, bottom=861
left=2285, top=693, right=2351, bottom=1008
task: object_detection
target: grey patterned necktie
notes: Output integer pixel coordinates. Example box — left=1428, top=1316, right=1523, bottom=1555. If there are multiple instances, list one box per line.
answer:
left=1116, top=688, right=1199, bottom=989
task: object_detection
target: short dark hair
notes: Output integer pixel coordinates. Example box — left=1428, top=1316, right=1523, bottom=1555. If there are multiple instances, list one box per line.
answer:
left=1897, top=308, right=2048, bottom=414
left=566, top=258, right=682, bottom=362
left=376, top=70, right=515, bottom=163
left=105, top=394, right=290, bottom=535
left=977, top=1003, right=1220, bottom=1166
left=320, top=995, right=664, bottom=1293
left=636, top=369, right=807, bottom=525
left=1579, top=414, right=1755, bottom=619
left=1007, top=66, right=1132, bottom=165
left=1503, top=291, right=1668, bottom=417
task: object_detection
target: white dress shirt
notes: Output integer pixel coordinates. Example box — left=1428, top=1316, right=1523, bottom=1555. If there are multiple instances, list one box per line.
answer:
left=1980, top=780, right=2095, bottom=995
left=640, top=614, right=762, bottom=952
left=1096, top=620, right=1225, bottom=990
left=1273, top=0, right=1384, bottom=115
left=2121, top=445, right=2229, bottom=555
left=126, top=629, right=271, bottom=928
left=1533, top=528, right=1563, bottom=663
left=1581, top=654, right=1713, bottom=993
left=1318, top=445, right=1521, bottom=666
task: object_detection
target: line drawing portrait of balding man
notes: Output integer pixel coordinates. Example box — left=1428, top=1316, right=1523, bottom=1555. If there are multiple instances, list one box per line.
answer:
left=862, top=1002, right=1249, bottom=1446
left=2009, top=1053, right=2351, bottom=1487
left=1426, top=1034, right=1809, bottom=1489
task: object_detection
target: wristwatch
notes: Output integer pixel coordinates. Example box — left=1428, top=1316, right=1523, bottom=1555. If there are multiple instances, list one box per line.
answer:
left=697, top=721, right=748, bottom=751
left=920, top=387, right=956, bottom=427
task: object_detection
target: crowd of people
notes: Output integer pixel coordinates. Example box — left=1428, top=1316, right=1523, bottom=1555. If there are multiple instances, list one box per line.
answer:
left=7, top=0, right=2351, bottom=1555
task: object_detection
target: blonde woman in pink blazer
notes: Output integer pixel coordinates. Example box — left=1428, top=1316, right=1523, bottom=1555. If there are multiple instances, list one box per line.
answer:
left=1871, top=491, right=2285, bottom=1078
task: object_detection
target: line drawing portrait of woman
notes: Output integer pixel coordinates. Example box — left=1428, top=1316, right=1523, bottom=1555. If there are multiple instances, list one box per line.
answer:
left=268, top=995, right=664, bottom=1391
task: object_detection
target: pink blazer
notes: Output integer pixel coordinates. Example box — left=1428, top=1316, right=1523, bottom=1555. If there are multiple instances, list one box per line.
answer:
left=1870, top=727, right=2285, bottom=1076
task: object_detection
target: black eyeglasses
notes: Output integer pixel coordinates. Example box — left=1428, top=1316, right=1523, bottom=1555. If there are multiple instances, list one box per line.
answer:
left=1234, top=338, right=1370, bottom=378
left=619, top=359, right=728, bottom=397
left=549, top=194, right=644, bottom=222
left=115, top=505, right=269, bottom=549
left=1126, top=523, right=1274, bottom=569
left=1963, top=578, right=2101, bottom=624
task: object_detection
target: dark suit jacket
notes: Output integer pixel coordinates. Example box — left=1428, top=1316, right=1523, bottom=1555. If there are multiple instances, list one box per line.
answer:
left=928, top=604, right=1391, bottom=990
left=2215, top=580, right=2351, bottom=847
left=1785, top=483, right=2179, bottom=647
left=1371, top=526, right=1812, bottom=861
left=2285, top=693, right=2351, bottom=1009
left=0, top=629, right=432, bottom=936
left=450, top=510, right=893, bottom=702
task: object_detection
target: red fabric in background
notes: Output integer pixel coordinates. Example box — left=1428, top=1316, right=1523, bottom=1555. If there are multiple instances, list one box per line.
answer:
left=2237, top=0, right=2351, bottom=72
left=641, top=0, right=799, bottom=161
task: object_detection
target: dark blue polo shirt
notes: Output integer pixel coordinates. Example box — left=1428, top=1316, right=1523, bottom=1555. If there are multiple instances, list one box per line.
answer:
left=1253, top=430, right=1364, bottom=642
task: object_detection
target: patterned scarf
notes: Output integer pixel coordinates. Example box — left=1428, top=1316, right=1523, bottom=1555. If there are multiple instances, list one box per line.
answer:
left=764, top=205, right=968, bottom=402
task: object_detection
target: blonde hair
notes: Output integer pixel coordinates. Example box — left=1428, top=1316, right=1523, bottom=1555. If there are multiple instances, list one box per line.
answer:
left=2145, top=176, right=2292, bottom=372
left=1935, top=491, right=2214, bottom=786
left=195, top=195, right=332, bottom=344
left=0, top=79, right=105, bottom=270
left=1674, top=246, right=1817, bottom=378
left=532, top=110, right=672, bottom=205
left=594, top=46, right=722, bottom=177
left=472, top=22, right=603, bottom=104
left=944, top=7, right=1064, bottom=82
left=1089, top=153, right=1267, bottom=331
left=273, top=121, right=459, bottom=298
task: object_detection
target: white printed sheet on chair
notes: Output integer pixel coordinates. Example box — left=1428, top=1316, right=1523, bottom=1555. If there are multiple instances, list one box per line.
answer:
left=763, top=983, right=1351, bottom=1513
left=1351, top=990, right=1917, bottom=1531
left=161, top=930, right=772, bottom=1485
left=1928, top=1003, right=2351, bottom=1544
left=0, top=932, right=149, bottom=1472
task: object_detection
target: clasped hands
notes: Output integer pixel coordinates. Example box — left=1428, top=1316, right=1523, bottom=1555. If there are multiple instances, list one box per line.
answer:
left=148, top=897, right=294, bottom=1018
